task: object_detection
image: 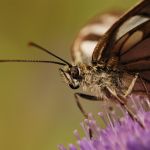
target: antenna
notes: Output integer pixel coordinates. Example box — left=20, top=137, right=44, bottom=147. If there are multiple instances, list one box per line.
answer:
left=29, top=42, right=72, bottom=67
left=0, top=59, right=66, bottom=66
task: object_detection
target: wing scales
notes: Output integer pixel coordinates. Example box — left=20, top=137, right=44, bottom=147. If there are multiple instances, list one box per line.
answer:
left=71, top=12, right=121, bottom=65
left=91, top=1, right=150, bottom=93
left=92, top=1, right=150, bottom=64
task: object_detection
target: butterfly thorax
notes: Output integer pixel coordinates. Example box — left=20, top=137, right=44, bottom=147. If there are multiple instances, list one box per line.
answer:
left=78, top=64, right=138, bottom=100
left=61, top=63, right=137, bottom=101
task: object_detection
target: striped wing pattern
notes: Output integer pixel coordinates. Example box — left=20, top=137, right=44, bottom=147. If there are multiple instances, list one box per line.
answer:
left=72, top=0, right=150, bottom=93
left=71, top=12, right=121, bottom=65
left=91, top=0, right=150, bottom=92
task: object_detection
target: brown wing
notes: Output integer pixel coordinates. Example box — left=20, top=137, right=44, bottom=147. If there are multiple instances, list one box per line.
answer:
left=71, top=12, right=122, bottom=65
left=92, top=0, right=150, bottom=63
left=120, top=21, right=150, bottom=93
left=92, top=0, right=150, bottom=92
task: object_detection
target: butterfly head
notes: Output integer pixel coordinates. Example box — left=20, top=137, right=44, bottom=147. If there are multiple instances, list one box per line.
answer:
left=27, top=42, right=84, bottom=89
left=60, top=65, right=83, bottom=89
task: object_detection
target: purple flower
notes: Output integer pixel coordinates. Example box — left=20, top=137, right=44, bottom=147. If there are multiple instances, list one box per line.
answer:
left=58, top=95, right=150, bottom=150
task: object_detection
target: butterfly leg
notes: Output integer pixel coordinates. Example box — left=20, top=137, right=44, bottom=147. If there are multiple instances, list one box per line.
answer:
left=139, top=75, right=150, bottom=100
left=74, top=92, right=102, bottom=118
left=116, top=95, right=145, bottom=128
left=74, top=93, right=103, bottom=138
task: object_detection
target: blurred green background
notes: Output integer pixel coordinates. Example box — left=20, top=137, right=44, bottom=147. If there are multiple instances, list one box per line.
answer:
left=0, top=0, right=138, bottom=150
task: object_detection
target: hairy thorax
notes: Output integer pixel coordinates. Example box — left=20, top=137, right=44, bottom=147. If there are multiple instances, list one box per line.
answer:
left=80, top=64, right=137, bottom=100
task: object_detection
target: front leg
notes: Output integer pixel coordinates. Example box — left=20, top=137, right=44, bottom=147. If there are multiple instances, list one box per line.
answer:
left=74, top=93, right=103, bottom=139
left=74, top=92, right=103, bottom=118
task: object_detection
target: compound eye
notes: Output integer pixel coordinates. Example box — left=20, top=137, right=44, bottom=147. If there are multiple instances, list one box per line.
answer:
left=71, top=66, right=80, bottom=79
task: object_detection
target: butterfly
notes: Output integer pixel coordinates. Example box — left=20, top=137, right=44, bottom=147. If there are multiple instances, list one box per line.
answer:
left=0, top=0, right=149, bottom=127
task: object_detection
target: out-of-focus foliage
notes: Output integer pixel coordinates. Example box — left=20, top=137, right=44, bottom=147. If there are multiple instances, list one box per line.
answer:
left=0, top=0, right=138, bottom=150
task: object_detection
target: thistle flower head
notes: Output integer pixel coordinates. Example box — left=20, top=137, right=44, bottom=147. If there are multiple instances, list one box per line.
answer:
left=58, top=95, right=150, bottom=150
